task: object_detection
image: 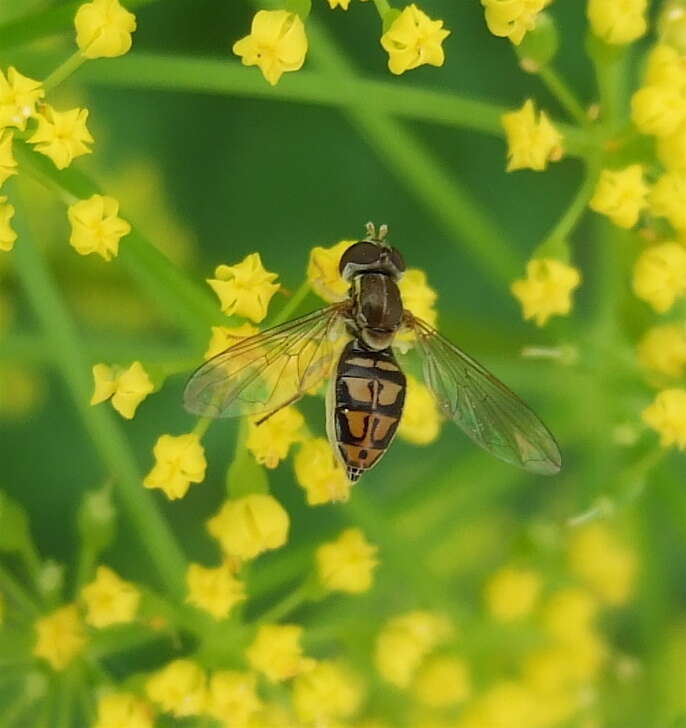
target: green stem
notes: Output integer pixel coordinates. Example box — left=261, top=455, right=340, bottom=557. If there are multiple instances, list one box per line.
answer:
left=371, top=0, right=391, bottom=19
left=255, top=580, right=314, bottom=624
left=538, top=65, right=589, bottom=127
left=272, top=280, right=311, bottom=326
left=12, top=187, right=188, bottom=598
left=42, top=51, right=86, bottom=92
left=0, top=562, right=41, bottom=616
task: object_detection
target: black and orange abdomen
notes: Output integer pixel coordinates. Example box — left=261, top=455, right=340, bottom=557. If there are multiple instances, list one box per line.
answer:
left=332, top=340, right=406, bottom=482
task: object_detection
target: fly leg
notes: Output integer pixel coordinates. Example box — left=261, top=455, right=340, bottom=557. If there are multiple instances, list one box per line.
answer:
left=254, top=394, right=303, bottom=426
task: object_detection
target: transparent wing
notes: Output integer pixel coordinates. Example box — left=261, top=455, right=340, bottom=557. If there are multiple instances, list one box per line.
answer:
left=404, top=312, right=561, bottom=475
left=184, top=304, right=350, bottom=418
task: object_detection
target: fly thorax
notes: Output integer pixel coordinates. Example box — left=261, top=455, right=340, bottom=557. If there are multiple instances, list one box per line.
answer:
left=353, top=273, right=403, bottom=350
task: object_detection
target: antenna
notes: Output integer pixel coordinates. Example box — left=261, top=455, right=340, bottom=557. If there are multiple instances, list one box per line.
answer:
left=364, top=222, right=389, bottom=242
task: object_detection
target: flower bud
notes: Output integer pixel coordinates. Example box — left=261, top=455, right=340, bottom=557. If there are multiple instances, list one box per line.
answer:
left=515, top=12, right=559, bottom=72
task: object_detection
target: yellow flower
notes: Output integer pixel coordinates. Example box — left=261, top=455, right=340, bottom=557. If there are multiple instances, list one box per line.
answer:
left=485, top=566, right=542, bottom=621
left=81, top=565, right=141, bottom=627
left=246, top=624, right=314, bottom=682
left=589, top=165, right=649, bottom=229
left=307, top=239, right=352, bottom=302
left=94, top=692, right=154, bottom=728
left=316, top=528, right=378, bottom=594
left=28, top=105, right=94, bottom=170
left=233, top=10, right=308, bottom=86
left=542, top=587, right=598, bottom=643
left=146, top=659, right=207, bottom=717
left=413, top=656, right=471, bottom=707
left=588, top=0, right=648, bottom=44
left=0, top=66, right=44, bottom=130
left=207, top=252, right=280, bottom=323
left=292, top=661, right=363, bottom=723
left=294, top=437, right=352, bottom=505
left=657, top=123, right=686, bottom=171
left=481, top=0, right=550, bottom=46
left=399, top=268, right=438, bottom=325
left=204, top=322, right=259, bottom=360
left=143, top=432, right=207, bottom=500
left=381, top=4, right=450, bottom=75
left=207, top=671, right=262, bottom=726
left=631, top=45, right=686, bottom=137
left=75, top=0, right=137, bottom=59
left=0, top=196, right=17, bottom=252
left=502, top=99, right=563, bottom=171
left=0, top=130, right=17, bottom=188
left=511, top=258, right=581, bottom=326
left=568, top=523, right=638, bottom=605
left=375, top=611, right=453, bottom=687
left=207, top=493, right=289, bottom=560
left=397, top=374, right=441, bottom=445
left=637, top=323, right=686, bottom=378
left=185, top=560, right=246, bottom=619
left=68, top=194, right=131, bottom=261
left=33, top=604, right=87, bottom=670
left=90, top=361, right=153, bottom=419
left=651, top=171, right=686, bottom=231
left=467, top=680, right=541, bottom=728
left=632, top=242, right=686, bottom=313
left=642, top=388, right=686, bottom=449
left=246, top=406, right=304, bottom=469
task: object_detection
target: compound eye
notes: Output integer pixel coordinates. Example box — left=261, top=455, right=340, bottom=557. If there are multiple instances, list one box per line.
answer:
left=388, top=246, right=406, bottom=273
left=338, top=241, right=382, bottom=275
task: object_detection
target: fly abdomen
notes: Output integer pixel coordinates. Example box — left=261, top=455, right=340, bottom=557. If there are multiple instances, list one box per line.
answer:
left=332, top=340, right=406, bottom=482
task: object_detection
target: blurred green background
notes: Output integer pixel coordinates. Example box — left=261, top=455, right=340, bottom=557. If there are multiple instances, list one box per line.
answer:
left=2, top=1, right=686, bottom=726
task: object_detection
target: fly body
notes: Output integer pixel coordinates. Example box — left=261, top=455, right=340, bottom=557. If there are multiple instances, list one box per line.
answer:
left=184, top=222, right=562, bottom=486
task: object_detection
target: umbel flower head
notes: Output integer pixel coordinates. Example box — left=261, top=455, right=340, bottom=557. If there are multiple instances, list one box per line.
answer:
left=143, top=432, right=207, bottom=499
left=502, top=99, right=563, bottom=171
left=632, top=241, right=686, bottom=313
left=80, top=565, right=141, bottom=627
left=33, top=604, right=87, bottom=670
left=233, top=10, right=308, bottom=86
left=146, top=659, right=207, bottom=718
left=186, top=560, right=246, bottom=620
left=0, top=66, right=44, bottom=130
left=28, top=104, right=93, bottom=170
left=589, top=165, right=649, bottom=229
left=316, top=527, right=379, bottom=593
left=90, top=360, right=153, bottom=418
left=246, top=623, right=315, bottom=682
left=381, top=4, right=450, bottom=75
left=511, top=257, right=581, bottom=327
left=207, top=252, right=280, bottom=323
left=75, top=0, right=137, bottom=59
left=68, top=194, right=131, bottom=261
left=587, top=0, right=648, bottom=45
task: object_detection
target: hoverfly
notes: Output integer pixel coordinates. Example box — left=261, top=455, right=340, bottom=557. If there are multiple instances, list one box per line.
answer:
left=184, top=224, right=561, bottom=482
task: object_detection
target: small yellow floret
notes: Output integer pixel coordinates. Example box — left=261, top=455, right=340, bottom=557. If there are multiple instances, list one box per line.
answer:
left=632, top=241, right=686, bottom=313
left=68, top=194, right=131, bottom=261
left=294, top=437, right=352, bottom=505
left=0, top=66, right=44, bottom=130
left=316, top=527, right=378, bottom=594
left=511, top=258, right=581, bottom=326
left=207, top=493, right=289, bottom=560
left=143, top=432, right=207, bottom=500
left=589, top=165, right=648, bottom=229
left=381, top=4, right=450, bottom=75
left=651, top=170, right=686, bottom=231
left=185, top=560, right=246, bottom=619
left=94, top=692, right=154, bottom=728
left=0, top=195, right=17, bottom=252
left=90, top=361, right=153, bottom=418
left=375, top=611, right=453, bottom=687
left=642, top=388, right=686, bottom=449
left=246, top=624, right=314, bottom=682
left=146, top=659, right=207, bottom=717
left=0, top=130, right=17, bottom=188
left=233, top=10, right=308, bottom=86
left=397, top=374, right=441, bottom=445
left=399, top=268, right=438, bottom=325
left=502, top=99, right=563, bottom=172
left=33, top=604, right=87, bottom=670
left=637, top=323, right=686, bottom=378
left=588, top=0, right=648, bottom=44
left=481, top=0, right=550, bottom=46
left=28, top=105, right=93, bottom=170
left=485, top=566, right=542, bottom=621
left=413, top=656, right=471, bottom=707
left=292, top=661, right=363, bottom=723
left=308, top=239, right=352, bottom=302
left=207, top=671, right=262, bottom=725
left=568, top=523, right=637, bottom=605
left=81, top=565, right=141, bottom=627
left=542, top=587, right=598, bottom=643
left=207, top=252, right=280, bottom=323
left=657, top=124, right=686, bottom=171
left=204, top=323, right=259, bottom=360
left=75, top=0, right=137, bottom=58
left=247, top=405, right=304, bottom=469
